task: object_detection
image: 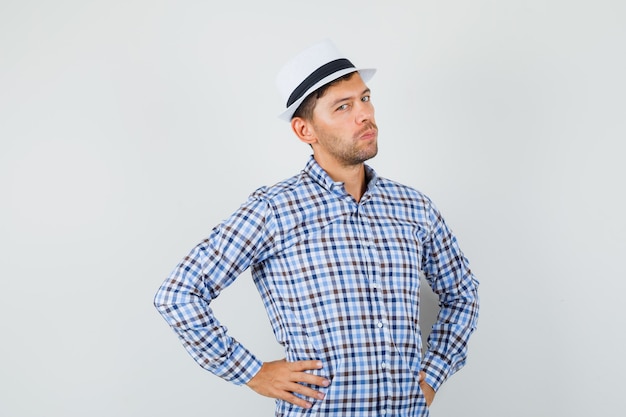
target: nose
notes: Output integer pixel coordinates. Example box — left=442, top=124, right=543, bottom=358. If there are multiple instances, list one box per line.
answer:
left=356, top=100, right=374, bottom=124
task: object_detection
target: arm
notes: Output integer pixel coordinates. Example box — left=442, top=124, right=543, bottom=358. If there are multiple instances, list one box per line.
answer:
left=154, top=196, right=330, bottom=404
left=420, top=199, right=480, bottom=393
left=153, top=197, right=274, bottom=384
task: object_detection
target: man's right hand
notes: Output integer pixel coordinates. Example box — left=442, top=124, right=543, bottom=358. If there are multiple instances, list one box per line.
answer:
left=246, top=359, right=330, bottom=409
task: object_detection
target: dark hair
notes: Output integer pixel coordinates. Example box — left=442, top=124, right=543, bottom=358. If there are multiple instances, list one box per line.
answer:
left=292, top=72, right=356, bottom=121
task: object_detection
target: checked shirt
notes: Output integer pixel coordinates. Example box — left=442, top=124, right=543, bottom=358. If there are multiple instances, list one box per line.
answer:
left=154, top=156, right=479, bottom=417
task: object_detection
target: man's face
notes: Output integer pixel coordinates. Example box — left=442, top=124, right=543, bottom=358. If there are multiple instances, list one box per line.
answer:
left=309, top=73, right=378, bottom=167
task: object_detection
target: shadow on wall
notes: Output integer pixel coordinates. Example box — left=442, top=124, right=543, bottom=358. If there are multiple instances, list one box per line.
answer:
left=419, top=274, right=441, bottom=351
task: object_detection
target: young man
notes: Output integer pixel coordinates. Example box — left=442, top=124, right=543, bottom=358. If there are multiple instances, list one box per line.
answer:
left=154, top=40, right=479, bottom=416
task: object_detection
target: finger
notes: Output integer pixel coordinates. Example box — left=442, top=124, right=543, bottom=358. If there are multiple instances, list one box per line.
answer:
left=281, top=392, right=314, bottom=409
left=288, top=360, right=324, bottom=371
left=287, top=360, right=330, bottom=387
left=287, top=382, right=326, bottom=401
left=294, top=372, right=330, bottom=388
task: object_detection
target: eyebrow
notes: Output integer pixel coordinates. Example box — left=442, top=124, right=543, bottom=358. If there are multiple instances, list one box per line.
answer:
left=329, top=88, right=371, bottom=108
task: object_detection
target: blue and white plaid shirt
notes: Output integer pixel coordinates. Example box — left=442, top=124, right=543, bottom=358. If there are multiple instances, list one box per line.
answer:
left=155, top=156, right=479, bottom=417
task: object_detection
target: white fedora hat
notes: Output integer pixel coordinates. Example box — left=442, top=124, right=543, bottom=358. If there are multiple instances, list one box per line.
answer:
left=276, top=39, right=376, bottom=121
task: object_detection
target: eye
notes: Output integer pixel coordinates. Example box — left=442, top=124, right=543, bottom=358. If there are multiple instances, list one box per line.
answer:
left=361, top=95, right=370, bottom=102
left=336, top=103, right=349, bottom=111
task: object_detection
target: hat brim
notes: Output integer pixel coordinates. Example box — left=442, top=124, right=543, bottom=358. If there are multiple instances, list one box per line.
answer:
left=278, top=68, right=376, bottom=121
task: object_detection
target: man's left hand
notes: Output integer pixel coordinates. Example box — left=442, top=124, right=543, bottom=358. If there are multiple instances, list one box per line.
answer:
left=418, top=371, right=436, bottom=407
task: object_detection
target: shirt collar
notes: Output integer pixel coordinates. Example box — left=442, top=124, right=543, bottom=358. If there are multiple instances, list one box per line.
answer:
left=303, top=155, right=379, bottom=198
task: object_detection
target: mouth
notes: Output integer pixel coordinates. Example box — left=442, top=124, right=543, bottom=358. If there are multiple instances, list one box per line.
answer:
left=358, top=128, right=378, bottom=140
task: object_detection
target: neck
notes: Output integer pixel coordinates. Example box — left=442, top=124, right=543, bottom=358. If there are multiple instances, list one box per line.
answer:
left=314, top=155, right=367, bottom=202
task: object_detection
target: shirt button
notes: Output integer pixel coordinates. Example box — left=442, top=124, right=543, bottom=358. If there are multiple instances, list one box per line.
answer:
left=377, top=321, right=384, bottom=328
left=381, top=362, right=387, bottom=369
left=381, top=410, right=387, bottom=415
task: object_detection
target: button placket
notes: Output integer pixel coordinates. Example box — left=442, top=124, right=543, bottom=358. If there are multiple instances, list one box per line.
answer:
left=357, top=203, right=393, bottom=414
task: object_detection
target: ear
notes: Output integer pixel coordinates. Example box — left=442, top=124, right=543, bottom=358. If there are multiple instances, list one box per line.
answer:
left=291, top=117, right=317, bottom=145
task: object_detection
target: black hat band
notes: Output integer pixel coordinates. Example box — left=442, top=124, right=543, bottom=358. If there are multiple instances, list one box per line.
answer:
left=286, top=58, right=355, bottom=107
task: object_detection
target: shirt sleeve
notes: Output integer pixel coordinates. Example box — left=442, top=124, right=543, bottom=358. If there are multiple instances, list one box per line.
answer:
left=153, top=195, right=276, bottom=385
left=420, top=198, right=480, bottom=392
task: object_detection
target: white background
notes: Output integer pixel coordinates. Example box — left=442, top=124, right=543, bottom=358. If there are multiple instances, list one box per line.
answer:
left=1, top=1, right=625, bottom=416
